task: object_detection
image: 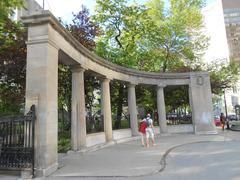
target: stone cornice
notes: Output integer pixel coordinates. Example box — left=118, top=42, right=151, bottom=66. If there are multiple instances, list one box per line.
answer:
left=21, top=11, right=209, bottom=81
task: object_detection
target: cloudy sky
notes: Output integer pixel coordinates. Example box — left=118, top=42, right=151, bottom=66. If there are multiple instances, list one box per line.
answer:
left=35, top=0, right=216, bottom=22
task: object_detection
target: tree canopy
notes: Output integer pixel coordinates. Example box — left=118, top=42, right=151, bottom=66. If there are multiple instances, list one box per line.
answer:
left=206, top=60, right=240, bottom=94
left=58, top=6, right=100, bottom=121
left=92, top=0, right=210, bottom=114
left=0, top=0, right=239, bottom=116
left=93, top=0, right=208, bottom=72
left=92, top=0, right=240, bottom=115
left=0, top=16, right=26, bottom=114
left=0, top=0, right=23, bottom=39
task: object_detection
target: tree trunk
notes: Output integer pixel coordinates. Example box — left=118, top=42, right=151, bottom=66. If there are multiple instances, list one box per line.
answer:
left=67, top=95, right=71, bottom=130
left=114, top=83, right=124, bottom=129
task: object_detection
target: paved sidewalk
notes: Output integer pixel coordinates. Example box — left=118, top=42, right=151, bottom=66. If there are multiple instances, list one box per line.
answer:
left=1, top=129, right=240, bottom=180
left=47, top=130, right=238, bottom=179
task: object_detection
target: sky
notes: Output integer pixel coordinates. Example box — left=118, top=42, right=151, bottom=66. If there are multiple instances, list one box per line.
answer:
left=35, top=0, right=217, bottom=23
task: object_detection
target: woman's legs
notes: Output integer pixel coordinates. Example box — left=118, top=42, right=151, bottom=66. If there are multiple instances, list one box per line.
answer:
left=141, top=133, right=145, bottom=146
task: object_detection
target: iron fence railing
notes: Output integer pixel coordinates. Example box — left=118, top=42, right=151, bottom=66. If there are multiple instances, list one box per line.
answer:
left=112, top=113, right=130, bottom=130
left=86, top=114, right=104, bottom=134
left=0, top=105, right=35, bottom=174
left=166, top=114, right=192, bottom=125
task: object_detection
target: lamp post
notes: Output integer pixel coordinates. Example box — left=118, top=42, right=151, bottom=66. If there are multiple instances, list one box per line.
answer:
left=224, top=90, right=228, bottom=117
left=224, top=89, right=229, bottom=129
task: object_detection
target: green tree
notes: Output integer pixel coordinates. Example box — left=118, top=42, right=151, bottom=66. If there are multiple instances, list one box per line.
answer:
left=206, top=60, right=240, bottom=94
left=0, top=0, right=23, bottom=36
left=0, top=0, right=23, bottom=18
left=94, top=0, right=143, bottom=66
left=0, top=0, right=25, bottom=114
left=145, top=0, right=208, bottom=72
left=93, top=0, right=208, bottom=117
left=58, top=6, right=100, bottom=126
left=0, top=5, right=100, bottom=116
left=93, top=0, right=149, bottom=127
left=0, top=18, right=26, bottom=114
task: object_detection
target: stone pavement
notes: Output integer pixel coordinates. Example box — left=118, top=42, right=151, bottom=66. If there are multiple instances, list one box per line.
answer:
left=47, top=129, right=240, bottom=180
left=1, top=129, right=240, bottom=180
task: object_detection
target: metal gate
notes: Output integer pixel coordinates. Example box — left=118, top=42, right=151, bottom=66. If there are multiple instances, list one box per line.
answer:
left=0, top=105, right=35, bottom=174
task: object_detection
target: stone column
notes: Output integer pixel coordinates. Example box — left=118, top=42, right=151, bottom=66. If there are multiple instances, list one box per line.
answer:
left=101, top=78, right=113, bottom=142
left=157, top=85, right=167, bottom=133
left=71, top=66, right=86, bottom=151
left=25, top=25, right=59, bottom=176
left=189, top=73, right=216, bottom=134
left=188, top=85, right=194, bottom=128
left=127, top=84, right=138, bottom=136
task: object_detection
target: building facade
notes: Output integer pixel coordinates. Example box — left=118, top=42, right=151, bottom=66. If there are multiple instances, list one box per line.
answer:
left=222, top=0, right=240, bottom=113
left=202, top=0, right=240, bottom=116
left=223, top=0, right=240, bottom=63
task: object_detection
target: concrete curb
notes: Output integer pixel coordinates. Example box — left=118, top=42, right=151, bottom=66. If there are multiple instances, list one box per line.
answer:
left=158, top=141, right=215, bottom=173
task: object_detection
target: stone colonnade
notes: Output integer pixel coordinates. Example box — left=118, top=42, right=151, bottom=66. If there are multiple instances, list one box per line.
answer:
left=22, top=11, right=216, bottom=176
left=71, top=72, right=168, bottom=151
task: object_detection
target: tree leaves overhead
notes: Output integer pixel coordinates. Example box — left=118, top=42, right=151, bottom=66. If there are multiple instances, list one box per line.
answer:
left=0, top=18, right=26, bottom=114
left=63, top=5, right=100, bottom=51
left=0, top=0, right=239, bottom=117
left=93, top=0, right=149, bottom=68
left=58, top=6, right=100, bottom=119
left=93, top=0, right=210, bottom=112
left=145, top=0, right=208, bottom=72
left=93, top=0, right=209, bottom=73
left=205, top=60, right=240, bottom=94
left=0, top=0, right=23, bottom=22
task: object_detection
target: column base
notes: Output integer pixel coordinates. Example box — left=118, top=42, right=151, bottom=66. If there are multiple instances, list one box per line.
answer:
left=20, top=169, right=32, bottom=179
left=159, top=132, right=171, bottom=136
left=78, top=146, right=88, bottom=153
left=131, top=131, right=139, bottom=137
left=105, top=140, right=115, bottom=146
left=35, top=163, right=58, bottom=177
left=194, top=130, right=218, bottom=135
left=194, top=124, right=217, bottom=135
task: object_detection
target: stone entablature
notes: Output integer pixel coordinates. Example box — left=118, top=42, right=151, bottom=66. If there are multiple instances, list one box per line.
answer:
left=22, top=11, right=206, bottom=85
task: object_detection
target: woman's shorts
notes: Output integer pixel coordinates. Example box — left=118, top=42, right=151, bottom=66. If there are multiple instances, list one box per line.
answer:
left=145, top=127, right=154, bottom=139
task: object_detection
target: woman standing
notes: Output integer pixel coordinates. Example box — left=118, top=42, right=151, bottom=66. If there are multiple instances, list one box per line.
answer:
left=139, top=119, right=147, bottom=146
left=220, top=113, right=225, bottom=131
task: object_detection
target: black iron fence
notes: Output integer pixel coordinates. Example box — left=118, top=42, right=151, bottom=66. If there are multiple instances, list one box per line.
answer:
left=86, top=113, right=104, bottom=134
left=166, top=113, right=192, bottom=125
left=113, top=113, right=130, bottom=130
left=0, top=105, right=35, bottom=173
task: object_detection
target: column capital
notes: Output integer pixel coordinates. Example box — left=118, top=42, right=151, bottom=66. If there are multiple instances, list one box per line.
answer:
left=157, top=84, right=166, bottom=88
left=70, top=65, right=85, bottom=73
left=128, top=82, right=138, bottom=87
left=100, top=77, right=112, bottom=83
left=127, top=83, right=137, bottom=87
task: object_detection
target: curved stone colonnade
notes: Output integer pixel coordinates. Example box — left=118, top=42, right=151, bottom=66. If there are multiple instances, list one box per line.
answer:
left=22, top=11, right=216, bottom=176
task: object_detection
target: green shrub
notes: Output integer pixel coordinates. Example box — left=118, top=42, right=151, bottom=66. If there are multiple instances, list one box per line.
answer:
left=58, top=138, right=71, bottom=153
